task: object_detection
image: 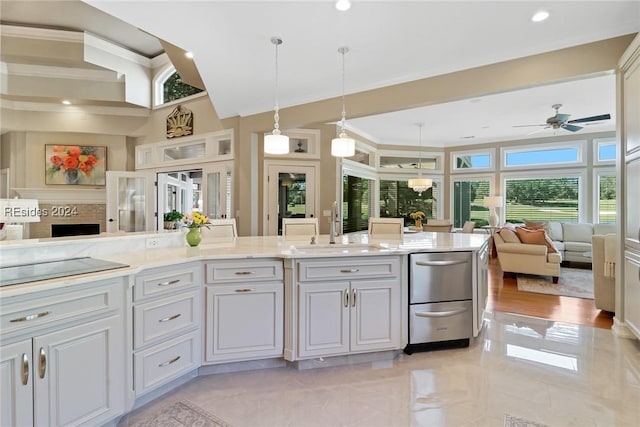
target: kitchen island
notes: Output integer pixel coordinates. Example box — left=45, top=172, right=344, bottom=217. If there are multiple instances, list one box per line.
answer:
left=0, top=231, right=488, bottom=427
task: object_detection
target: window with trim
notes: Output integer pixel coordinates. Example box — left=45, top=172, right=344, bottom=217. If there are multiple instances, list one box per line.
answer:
left=596, top=139, right=616, bottom=163
left=379, top=179, right=439, bottom=225
left=451, top=178, right=490, bottom=228
left=163, top=71, right=204, bottom=104
left=596, top=173, right=616, bottom=224
left=451, top=150, right=494, bottom=172
left=343, top=174, right=374, bottom=233
left=504, top=176, right=580, bottom=223
left=502, top=142, right=584, bottom=169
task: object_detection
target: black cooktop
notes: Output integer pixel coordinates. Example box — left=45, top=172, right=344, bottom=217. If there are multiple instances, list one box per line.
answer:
left=0, top=257, right=129, bottom=287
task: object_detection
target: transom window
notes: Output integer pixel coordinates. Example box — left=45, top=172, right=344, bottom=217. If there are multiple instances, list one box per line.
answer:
left=595, top=138, right=616, bottom=163
left=451, top=149, right=494, bottom=172
left=502, top=142, right=585, bottom=170
left=163, top=71, right=204, bottom=104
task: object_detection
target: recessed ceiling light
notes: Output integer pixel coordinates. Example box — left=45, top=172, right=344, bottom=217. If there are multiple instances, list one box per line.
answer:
left=335, top=0, right=351, bottom=11
left=185, top=51, right=194, bottom=59
left=531, top=10, right=549, bottom=22
left=61, top=100, right=71, bottom=105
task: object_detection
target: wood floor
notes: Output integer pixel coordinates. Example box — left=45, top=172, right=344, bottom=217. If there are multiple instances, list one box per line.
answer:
left=487, top=258, right=614, bottom=329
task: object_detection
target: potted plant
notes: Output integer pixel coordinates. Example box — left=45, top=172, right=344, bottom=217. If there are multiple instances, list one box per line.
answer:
left=163, top=210, right=183, bottom=229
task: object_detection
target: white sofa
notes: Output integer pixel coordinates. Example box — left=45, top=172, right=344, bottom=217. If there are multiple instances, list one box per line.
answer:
left=526, top=221, right=616, bottom=264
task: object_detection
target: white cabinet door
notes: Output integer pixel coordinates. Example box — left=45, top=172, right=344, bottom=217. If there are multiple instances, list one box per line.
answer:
left=33, top=316, right=125, bottom=427
left=106, top=171, right=155, bottom=233
left=298, top=282, right=350, bottom=358
left=624, top=253, right=640, bottom=340
left=205, top=283, right=284, bottom=362
left=350, top=280, right=400, bottom=353
left=0, top=340, right=33, bottom=427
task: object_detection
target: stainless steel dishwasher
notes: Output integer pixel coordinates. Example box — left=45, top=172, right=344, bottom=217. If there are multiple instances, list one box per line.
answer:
left=404, top=251, right=472, bottom=354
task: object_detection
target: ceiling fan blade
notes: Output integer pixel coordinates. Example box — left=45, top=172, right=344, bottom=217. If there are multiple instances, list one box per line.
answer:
left=567, top=113, right=611, bottom=124
left=513, top=124, right=546, bottom=128
left=556, top=113, right=570, bottom=123
left=562, top=124, right=583, bottom=132
left=527, top=126, right=550, bottom=135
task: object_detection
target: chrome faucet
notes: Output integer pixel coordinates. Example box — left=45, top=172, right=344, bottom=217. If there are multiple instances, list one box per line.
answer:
left=329, top=201, right=338, bottom=244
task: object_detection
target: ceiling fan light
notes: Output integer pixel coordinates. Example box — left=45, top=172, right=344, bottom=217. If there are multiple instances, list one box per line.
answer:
left=331, top=133, right=355, bottom=157
left=265, top=132, right=290, bottom=155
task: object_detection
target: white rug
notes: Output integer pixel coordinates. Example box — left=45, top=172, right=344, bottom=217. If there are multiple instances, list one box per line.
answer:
left=130, top=400, right=232, bottom=427
left=516, top=267, right=593, bottom=299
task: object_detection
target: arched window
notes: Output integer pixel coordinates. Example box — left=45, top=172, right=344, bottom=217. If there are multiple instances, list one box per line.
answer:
left=154, top=65, right=204, bottom=106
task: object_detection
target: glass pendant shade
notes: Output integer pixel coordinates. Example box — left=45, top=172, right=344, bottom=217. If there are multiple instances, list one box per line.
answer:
left=264, top=132, right=289, bottom=155
left=331, top=132, right=355, bottom=157
left=408, top=177, right=432, bottom=195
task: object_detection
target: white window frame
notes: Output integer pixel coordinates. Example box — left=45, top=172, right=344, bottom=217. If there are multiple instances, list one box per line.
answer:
left=500, top=140, right=587, bottom=171
left=450, top=148, right=496, bottom=173
left=376, top=149, right=444, bottom=173
left=501, top=169, right=588, bottom=223
left=593, top=167, right=616, bottom=224
left=152, top=63, right=207, bottom=108
left=449, top=173, right=496, bottom=224
left=593, top=137, right=617, bottom=165
left=378, top=171, right=444, bottom=220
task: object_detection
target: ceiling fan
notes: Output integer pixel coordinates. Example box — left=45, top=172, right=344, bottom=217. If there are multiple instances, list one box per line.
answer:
left=514, top=104, right=611, bottom=134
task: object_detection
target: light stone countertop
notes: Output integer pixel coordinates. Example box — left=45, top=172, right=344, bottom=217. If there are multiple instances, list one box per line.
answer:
left=0, top=232, right=489, bottom=298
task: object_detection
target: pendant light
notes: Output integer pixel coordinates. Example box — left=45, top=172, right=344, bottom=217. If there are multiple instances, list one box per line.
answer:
left=264, top=36, right=289, bottom=155
left=408, top=123, right=432, bottom=195
left=331, top=46, right=355, bottom=157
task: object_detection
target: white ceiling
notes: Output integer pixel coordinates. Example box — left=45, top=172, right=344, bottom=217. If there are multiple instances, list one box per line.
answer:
left=3, top=1, right=639, bottom=146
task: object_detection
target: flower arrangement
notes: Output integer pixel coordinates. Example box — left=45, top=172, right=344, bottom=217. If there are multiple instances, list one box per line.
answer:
left=182, top=211, right=211, bottom=229
left=410, top=211, right=426, bottom=220
left=47, top=145, right=100, bottom=184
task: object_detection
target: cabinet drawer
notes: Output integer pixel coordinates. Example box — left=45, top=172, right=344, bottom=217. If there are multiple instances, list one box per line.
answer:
left=134, top=291, right=200, bottom=349
left=1, top=279, right=122, bottom=338
left=297, top=257, right=400, bottom=282
left=205, top=260, right=283, bottom=284
left=134, top=264, right=199, bottom=301
left=134, top=331, right=200, bottom=396
left=409, top=301, right=472, bottom=344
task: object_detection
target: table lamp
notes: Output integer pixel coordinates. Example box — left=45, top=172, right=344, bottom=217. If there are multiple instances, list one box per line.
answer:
left=0, top=198, right=41, bottom=240
left=483, top=196, right=503, bottom=227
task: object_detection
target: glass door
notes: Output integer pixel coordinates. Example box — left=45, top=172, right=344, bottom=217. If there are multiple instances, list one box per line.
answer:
left=203, top=161, right=233, bottom=219
left=265, top=164, right=317, bottom=235
left=106, top=171, right=155, bottom=233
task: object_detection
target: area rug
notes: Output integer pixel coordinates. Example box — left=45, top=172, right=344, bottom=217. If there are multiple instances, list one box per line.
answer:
left=130, top=400, right=232, bottom=427
left=504, top=413, right=550, bottom=427
left=516, top=267, right=593, bottom=299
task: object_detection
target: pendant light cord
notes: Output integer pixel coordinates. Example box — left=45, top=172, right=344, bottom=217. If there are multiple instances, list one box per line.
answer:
left=338, top=46, right=349, bottom=134
left=272, top=37, right=283, bottom=134
left=418, top=123, right=423, bottom=174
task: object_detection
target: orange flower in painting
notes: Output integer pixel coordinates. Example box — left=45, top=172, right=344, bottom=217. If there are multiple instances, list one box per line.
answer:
left=64, top=156, right=78, bottom=169
left=68, top=146, right=82, bottom=157
left=50, top=155, right=63, bottom=166
left=52, top=146, right=64, bottom=153
left=86, top=155, right=97, bottom=166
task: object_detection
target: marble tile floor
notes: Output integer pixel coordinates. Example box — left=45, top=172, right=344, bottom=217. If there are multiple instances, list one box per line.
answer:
left=118, top=312, right=640, bottom=427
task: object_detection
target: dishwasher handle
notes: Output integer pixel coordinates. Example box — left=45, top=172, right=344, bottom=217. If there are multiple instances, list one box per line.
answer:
left=414, top=260, right=468, bottom=267
left=415, top=308, right=468, bottom=318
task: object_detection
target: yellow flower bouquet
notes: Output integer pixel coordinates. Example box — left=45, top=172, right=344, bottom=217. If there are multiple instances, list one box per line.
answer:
left=409, top=211, right=425, bottom=220
left=182, top=211, right=211, bottom=229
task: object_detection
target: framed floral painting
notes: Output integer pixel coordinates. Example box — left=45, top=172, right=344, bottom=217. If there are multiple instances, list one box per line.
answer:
left=45, top=145, right=107, bottom=185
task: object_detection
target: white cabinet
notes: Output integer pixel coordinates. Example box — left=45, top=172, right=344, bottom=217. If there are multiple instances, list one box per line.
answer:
left=204, top=260, right=284, bottom=363
left=296, top=257, right=402, bottom=359
left=132, top=263, right=201, bottom=396
left=624, top=252, right=640, bottom=339
left=0, top=278, right=126, bottom=427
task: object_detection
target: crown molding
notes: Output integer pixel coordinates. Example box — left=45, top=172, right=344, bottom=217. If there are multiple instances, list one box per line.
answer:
left=2, top=62, right=119, bottom=82
left=84, top=33, right=152, bottom=68
left=150, top=52, right=171, bottom=69
left=0, top=24, right=83, bottom=43
left=0, top=100, right=150, bottom=117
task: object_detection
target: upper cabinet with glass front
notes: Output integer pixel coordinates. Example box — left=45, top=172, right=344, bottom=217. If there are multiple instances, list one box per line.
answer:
left=135, top=129, right=234, bottom=169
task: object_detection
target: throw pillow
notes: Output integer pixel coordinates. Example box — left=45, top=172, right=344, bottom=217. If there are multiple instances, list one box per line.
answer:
left=499, top=228, right=520, bottom=243
left=523, top=218, right=545, bottom=230
left=515, top=227, right=557, bottom=253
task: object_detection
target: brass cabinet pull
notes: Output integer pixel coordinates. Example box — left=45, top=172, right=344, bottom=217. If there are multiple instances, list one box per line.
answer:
left=351, top=289, right=357, bottom=307
left=10, top=311, right=51, bottom=323
left=158, top=355, right=181, bottom=367
left=158, top=313, right=181, bottom=323
left=343, top=289, right=349, bottom=307
left=340, top=269, right=359, bottom=273
left=38, top=348, right=46, bottom=379
left=21, top=353, right=29, bottom=386
left=157, top=279, right=180, bottom=287
left=234, top=271, right=255, bottom=275
left=234, top=288, right=255, bottom=293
